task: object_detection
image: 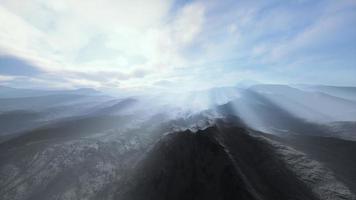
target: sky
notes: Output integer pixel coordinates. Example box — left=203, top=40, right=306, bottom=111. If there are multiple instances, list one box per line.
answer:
left=0, top=0, right=355, bottom=91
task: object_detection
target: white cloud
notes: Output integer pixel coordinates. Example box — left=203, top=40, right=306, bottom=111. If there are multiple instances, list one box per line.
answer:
left=1, top=0, right=355, bottom=89
left=0, top=75, right=16, bottom=82
left=172, top=2, right=205, bottom=45
left=0, top=0, right=207, bottom=89
left=261, top=0, right=356, bottom=65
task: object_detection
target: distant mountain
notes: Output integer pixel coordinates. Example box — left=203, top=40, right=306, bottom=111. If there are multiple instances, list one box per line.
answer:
left=249, top=84, right=356, bottom=122
left=296, top=85, right=356, bottom=102
left=89, top=98, right=138, bottom=116
left=0, top=86, right=102, bottom=98
left=0, top=110, right=41, bottom=136
left=0, top=87, right=113, bottom=136
left=215, top=89, right=329, bottom=136
left=0, top=94, right=87, bottom=112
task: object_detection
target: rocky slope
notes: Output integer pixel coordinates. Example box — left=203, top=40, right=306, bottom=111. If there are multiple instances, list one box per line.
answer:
left=115, top=120, right=355, bottom=200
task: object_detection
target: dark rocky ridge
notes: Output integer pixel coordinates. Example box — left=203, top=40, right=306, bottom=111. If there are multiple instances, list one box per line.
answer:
left=267, top=133, right=356, bottom=194
left=116, top=122, right=353, bottom=200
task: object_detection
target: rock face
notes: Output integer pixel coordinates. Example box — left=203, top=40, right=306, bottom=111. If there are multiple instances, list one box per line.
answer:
left=0, top=118, right=355, bottom=200
left=0, top=135, right=145, bottom=200
left=0, top=113, right=165, bottom=200
left=115, top=122, right=355, bottom=200
left=117, top=129, right=259, bottom=200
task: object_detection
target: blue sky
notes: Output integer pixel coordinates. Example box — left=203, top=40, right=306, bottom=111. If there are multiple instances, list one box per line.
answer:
left=0, top=0, right=355, bottom=91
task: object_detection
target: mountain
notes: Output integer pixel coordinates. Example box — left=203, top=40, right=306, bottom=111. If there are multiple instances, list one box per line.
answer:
left=0, top=110, right=41, bottom=136
left=297, top=85, right=356, bottom=102
left=249, top=84, right=356, bottom=122
left=0, top=86, right=101, bottom=99
left=116, top=122, right=355, bottom=200
left=1, top=116, right=354, bottom=200
left=0, top=84, right=355, bottom=200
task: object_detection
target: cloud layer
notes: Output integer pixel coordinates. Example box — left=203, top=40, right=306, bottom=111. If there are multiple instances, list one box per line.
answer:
left=0, top=0, right=355, bottom=90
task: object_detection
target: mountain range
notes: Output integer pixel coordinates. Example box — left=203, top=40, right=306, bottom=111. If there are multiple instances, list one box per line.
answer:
left=0, top=84, right=355, bottom=200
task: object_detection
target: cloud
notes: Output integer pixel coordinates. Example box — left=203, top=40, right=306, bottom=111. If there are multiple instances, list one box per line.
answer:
left=0, top=0, right=355, bottom=89
left=0, top=75, right=16, bottom=82
left=0, top=0, right=172, bottom=71
left=0, top=0, right=209, bottom=89
left=265, top=1, right=356, bottom=64
left=187, top=0, right=356, bottom=85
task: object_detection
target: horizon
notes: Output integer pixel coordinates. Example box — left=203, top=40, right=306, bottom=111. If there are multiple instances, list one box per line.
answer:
left=2, top=82, right=356, bottom=98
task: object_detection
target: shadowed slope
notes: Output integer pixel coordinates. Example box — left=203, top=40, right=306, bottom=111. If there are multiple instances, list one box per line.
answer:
left=116, top=123, right=325, bottom=200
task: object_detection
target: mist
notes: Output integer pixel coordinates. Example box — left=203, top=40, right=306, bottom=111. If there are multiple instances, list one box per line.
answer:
left=1, top=0, right=356, bottom=199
